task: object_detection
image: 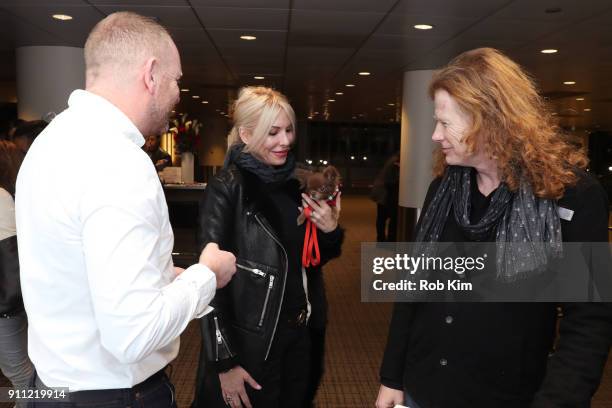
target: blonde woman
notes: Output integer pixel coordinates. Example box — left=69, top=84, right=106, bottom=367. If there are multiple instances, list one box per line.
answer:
left=193, top=87, right=344, bottom=408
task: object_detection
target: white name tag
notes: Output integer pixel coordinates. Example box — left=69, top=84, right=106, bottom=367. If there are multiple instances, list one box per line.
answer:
left=558, top=206, right=574, bottom=221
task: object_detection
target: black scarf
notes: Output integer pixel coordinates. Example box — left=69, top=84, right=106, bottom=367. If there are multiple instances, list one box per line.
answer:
left=415, top=166, right=563, bottom=281
left=224, top=143, right=295, bottom=184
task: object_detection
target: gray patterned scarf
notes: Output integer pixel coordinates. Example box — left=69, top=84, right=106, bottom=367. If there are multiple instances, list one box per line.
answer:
left=414, top=166, right=563, bottom=281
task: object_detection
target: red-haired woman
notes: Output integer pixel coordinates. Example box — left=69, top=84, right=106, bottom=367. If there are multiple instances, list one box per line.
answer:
left=376, top=48, right=611, bottom=408
left=0, top=141, right=33, bottom=408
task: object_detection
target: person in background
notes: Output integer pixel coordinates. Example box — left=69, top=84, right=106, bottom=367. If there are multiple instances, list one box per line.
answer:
left=370, top=152, right=400, bottom=242
left=144, top=133, right=172, bottom=171
left=376, top=48, right=612, bottom=408
left=6, top=118, right=25, bottom=140
left=192, top=86, right=344, bottom=408
left=16, top=12, right=236, bottom=408
left=0, top=141, right=33, bottom=408
left=11, top=120, right=47, bottom=154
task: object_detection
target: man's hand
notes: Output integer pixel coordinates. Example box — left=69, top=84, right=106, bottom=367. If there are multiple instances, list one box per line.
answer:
left=219, top=366, right=262, bottom=408
left=199, top=242, right=236, bottom=288
left=375, top=384, right=404, bottom=408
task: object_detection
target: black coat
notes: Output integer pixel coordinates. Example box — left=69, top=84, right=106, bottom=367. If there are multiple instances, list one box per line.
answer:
left=192, top=164, right=343, bottom=407
left=380, top=170, right=612, bottom=408
left=0, top=235, right=23, bottom=316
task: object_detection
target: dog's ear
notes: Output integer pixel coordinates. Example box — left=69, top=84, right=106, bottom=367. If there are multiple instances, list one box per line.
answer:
left=294, top=167, right=312, bottom=189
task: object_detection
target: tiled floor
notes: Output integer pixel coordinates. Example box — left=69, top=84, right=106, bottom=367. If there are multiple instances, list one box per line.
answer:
left=1, top=195, right=610, bottom=407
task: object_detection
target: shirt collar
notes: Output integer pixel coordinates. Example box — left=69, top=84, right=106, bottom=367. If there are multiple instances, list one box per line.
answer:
left=68, top=89, right=145, bottom=147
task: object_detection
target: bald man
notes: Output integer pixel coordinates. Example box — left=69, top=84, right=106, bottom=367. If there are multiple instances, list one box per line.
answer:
left=16, top=12, right=235, bottom=407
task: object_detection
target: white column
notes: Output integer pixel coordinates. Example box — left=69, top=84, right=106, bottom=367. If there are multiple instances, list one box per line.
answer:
left=397, top=69, right=436, bottom=239
left=16, top=46, right=85, bottom=120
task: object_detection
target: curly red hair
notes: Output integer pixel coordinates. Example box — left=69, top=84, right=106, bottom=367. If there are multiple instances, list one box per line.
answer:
left=429, top=47, right=587, bottom=199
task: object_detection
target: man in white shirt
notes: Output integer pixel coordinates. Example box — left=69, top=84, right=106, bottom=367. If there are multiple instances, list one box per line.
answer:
left=15, top=11, right=236, bottom=407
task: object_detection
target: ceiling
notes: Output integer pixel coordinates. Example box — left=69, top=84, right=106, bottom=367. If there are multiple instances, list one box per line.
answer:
left=1, top=0, right=612, bottom=131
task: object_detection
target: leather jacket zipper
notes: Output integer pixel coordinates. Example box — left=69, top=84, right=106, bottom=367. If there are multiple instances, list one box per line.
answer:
left=236, top=263, right=266, bottom=277
left=213, top=316, right=232, bottom=360
left=258, top=275, right=275, bottom=327
left=254, top=214, right=288, bottom=361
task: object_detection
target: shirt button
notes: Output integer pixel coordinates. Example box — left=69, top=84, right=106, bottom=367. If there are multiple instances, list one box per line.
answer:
left=445, top=315, right=453, bottom=324
left=440, top=358, right=448, bottom=366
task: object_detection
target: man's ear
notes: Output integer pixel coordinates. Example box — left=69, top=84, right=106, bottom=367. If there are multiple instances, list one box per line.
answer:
left=143, top=57, right=158, bottom=95
left=238, top=127, right=250, bottom=145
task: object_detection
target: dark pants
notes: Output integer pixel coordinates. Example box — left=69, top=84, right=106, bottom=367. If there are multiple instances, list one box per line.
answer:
left=247, top=324, right=311, bottom=407
left=304, top=326, right=326, bottom=407
left=376, top=204, right=397, bottom=242
left=192, top=315, right=312, bottom=408
left=28, top=369, right=176, bottom=408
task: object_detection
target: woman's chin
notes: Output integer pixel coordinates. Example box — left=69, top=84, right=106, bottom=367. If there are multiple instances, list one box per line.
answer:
left=267, top=157, right=287, bottom=166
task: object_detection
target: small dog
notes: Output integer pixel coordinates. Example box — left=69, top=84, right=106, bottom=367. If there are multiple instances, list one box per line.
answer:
left=296, top=165, right=341, bottom=225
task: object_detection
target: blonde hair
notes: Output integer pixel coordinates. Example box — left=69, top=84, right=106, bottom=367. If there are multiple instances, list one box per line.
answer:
left=84, top=12, right=173, bottom=84
left=228, top=87, right=296, bottom=154
left=429, top=48, right=587, bottom=199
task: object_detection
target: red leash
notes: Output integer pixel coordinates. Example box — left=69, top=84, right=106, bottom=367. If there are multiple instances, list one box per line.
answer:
left=302, top=206, right=321, bottom=267
left=301, top=189, right=339, bottom=268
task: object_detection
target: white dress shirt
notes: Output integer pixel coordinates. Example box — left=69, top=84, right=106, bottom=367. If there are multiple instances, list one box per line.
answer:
left=15, top=90, right=216, bottom=391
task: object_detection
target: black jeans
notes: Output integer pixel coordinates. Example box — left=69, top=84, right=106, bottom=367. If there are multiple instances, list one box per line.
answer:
left=28, top=369, right=177, bottom=408
left=247, top=323, right=311, bottom=407
left=304, top=326, right=326, bottom=407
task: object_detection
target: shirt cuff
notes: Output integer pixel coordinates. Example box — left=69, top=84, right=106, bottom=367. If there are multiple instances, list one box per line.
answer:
left=175, top=263, right=216, bottom=319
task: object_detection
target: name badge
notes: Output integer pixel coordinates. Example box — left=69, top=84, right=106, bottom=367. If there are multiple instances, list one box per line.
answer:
left=558, top=206, right=574, bottom=221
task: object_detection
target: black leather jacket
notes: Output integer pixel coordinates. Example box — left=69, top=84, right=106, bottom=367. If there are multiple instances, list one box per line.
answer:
left=197, top=164, right=343, bottom=374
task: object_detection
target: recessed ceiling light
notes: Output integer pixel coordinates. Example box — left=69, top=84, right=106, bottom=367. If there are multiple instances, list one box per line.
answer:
left=335, top=92, right=344, bottom=95
left=387, top=103, right=395, bottom=106
left=192, top=95, right=200, bottom=99
left=414, top=24, right=434, bottom=30
left=363, top=156, right=368, bottom=161
left=540, top=49, right=558, bottom=54
left=240, top=35, right=257, bottom=41
left=563, top=81, right=576, bottom=85
left=328, top=99, right=336, bottom=102
left=181, top=88, right=190, bottom=92
left=358, top=72, right=371, bottom=76
left=314, top=111, right=319, bottom=114
left=52, top=14, right=72, bottom=21
left=576, top=97, right=585, bottom=101
left=584, top=108, right=591, bottom=112
left=308, top=116, right=312, bottom=119
left=254, top=76, right=265, bottom=79
left=345, top=84, right=355, bottom=87
left=201, top=101, right=208, bottom=104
